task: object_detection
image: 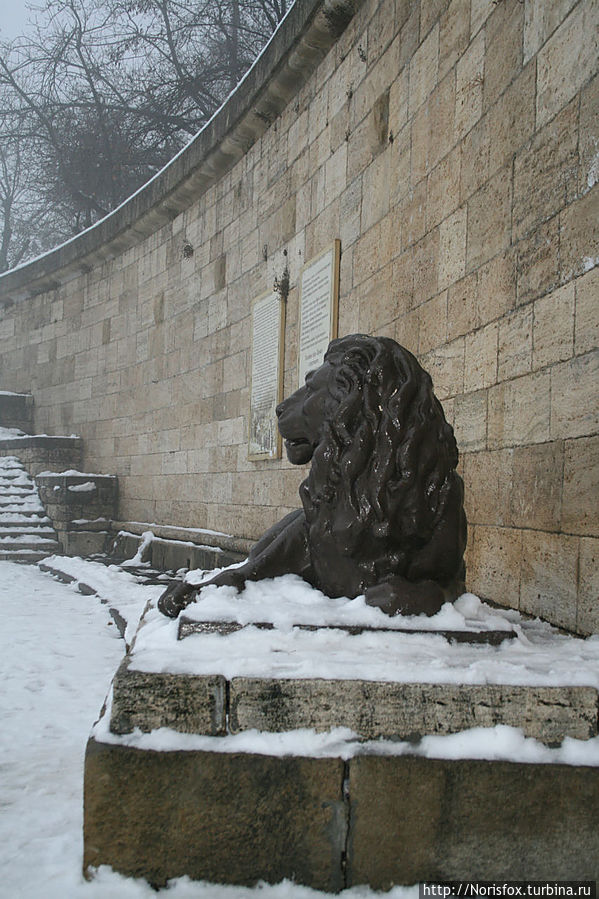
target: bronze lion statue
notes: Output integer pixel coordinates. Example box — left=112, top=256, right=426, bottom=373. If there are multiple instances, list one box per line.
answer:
left=159, top=335, right=467, bottom=618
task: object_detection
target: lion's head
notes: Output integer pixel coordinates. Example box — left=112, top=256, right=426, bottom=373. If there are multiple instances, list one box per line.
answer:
left=276, top=334, right=466, bottom=599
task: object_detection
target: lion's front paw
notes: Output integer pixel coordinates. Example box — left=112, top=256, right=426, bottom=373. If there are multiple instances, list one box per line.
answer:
left=365, top=577, right=446, bottom=617
left=157, top=581, right=197, bottom=618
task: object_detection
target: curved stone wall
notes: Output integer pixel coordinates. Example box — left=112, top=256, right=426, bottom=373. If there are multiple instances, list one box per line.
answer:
left=0, top=0, right=597, bottom=634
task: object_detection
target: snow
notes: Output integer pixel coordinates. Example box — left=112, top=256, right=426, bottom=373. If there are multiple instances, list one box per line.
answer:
left=0, top=558, right=417, bottom=898
left=0, top=430, right=79, bottom=441
left=0, top=426, right=25, bottom=438
left=68, top=481, right=96, bottom=493
left=115, top=572, right=597, bottom=690
left=1, top=557, right=598, bottom=896
left=37, top=470, right=115, bottom=478
left=94, top=704, right=599, bottom=767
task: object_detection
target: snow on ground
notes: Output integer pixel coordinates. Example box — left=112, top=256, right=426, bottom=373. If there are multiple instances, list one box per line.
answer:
left=0, top=560, right=417, bottom=899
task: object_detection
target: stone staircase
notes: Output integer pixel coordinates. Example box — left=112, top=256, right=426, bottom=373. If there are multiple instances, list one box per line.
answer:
left=0, top=456, right=61, bottom=562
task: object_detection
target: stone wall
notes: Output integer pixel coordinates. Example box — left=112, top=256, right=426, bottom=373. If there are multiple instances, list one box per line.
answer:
left=0, top=0, right=597, bottom=634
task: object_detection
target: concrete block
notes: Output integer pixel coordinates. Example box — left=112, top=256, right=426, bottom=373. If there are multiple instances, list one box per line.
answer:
left=347, top=755, right=599, bottom=886
left=83, top=739, right=346, bottom=890
left=229, top=678, right=598, bottom=744
left=110, top=660, right=227, bottom=736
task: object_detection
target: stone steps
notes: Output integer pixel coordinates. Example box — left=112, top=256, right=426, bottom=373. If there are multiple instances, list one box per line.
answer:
left=0, top=456, right=60, bottom=563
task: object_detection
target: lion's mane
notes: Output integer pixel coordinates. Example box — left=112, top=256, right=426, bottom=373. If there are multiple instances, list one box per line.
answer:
left=299, top=335, right=465, bottom=593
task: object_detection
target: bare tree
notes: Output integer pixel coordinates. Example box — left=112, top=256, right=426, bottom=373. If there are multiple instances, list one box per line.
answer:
left=0, top=0, right=287, bottom=270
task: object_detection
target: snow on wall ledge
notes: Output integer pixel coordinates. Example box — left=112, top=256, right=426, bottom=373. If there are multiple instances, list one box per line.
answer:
left=0, top=0, right=597, bottom=637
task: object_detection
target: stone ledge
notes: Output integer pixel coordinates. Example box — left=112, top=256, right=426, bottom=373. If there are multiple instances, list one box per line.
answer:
left=229, top=678, right=599, bottom=743
left=109, top=661, right=599, bottom=744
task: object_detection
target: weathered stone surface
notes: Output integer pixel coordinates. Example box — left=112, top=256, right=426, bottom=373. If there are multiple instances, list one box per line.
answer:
left=229, top=678, right=598, bottom=744
left=347, top=755, right=599, bottom=886
left=0, top=438, right=82, bottom=476
left=0, top=392, right=33, bottom=432
left=83, top=738, right=346, bottom=890
left=110, top=660, right=226, bottom=735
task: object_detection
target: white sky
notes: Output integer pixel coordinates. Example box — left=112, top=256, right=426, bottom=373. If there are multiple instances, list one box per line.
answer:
left=0, top=2, right=36, bottom=40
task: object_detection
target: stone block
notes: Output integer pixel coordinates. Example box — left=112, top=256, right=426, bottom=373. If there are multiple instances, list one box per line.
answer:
left=578, top=537, right=599, bottom=636
left=412, top=229, right=439, bottom=307
left=575, top=266, right=599, bottom=356
left=516, top=216, right=561, bottom=305
left=560, top=188, right=599, bottom=283
left=348, top=755, right=599, bottom=887
left=510, top=440, right=563, bottom=532
left=477, top=251, right=516, bottom=326
left=488, top=62, right=536, bottom=178
left=439, top=0, right=470, bottom=80
left=488, top=370, right=551, bottom=449
left=0, top=392, right=34, bottom=432
left=84, top=739, right=345, bottom=890
left=513, top=99, right=578, bottom=241
left=562, top=436, right=599, bottom=537
left=110, top=660, right=227, bottom=736
left=454, top=31, right=484, bottom=142
left=421, top=337, right=464, bottom=400
left=463, top=448, right=513, bottom=528
left=467, top=524, right=522, bottom=605
left=408, top=23, right=439, bottom=116
left=438, top=204, right=467, bottom=290
left=523, top=0, right=578, bottom=64
left=418, top=292, right=447, bottom=355
left=550, top=351, right=599, bottom=441
left=427, top=148, right=461, bottom=232
left=483, top=0, right=524, bottom=111
left=466, top=166, right=512, bottom=271
left=498, top=305, right=532, bottom=380
left=579, top=71, right=599, bottom=196
left=229, top=678, right=597, bottom=744
left=464, top=321, right=498, bottom=392
left=447, top=272, right=477, bottom=341
left=452, top=389, right=487, bottom=453
left=519, top=530, right=579, bottom=632
left=536, top=0, right=599, bottom=129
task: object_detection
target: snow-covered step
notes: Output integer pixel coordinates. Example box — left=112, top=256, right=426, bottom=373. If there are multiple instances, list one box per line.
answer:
left=0, top=455, right=60, bottom=562
left=0, top=549, right=59, bottom=563
left=0, top=527, right=57, bottom=538
left=0, top=511, right=51, bottom=522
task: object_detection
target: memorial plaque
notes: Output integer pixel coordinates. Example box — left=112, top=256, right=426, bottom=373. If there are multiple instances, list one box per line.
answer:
left=298, top=240, right=340, bottom=386
left=249, top=290, right=285, bottom=460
